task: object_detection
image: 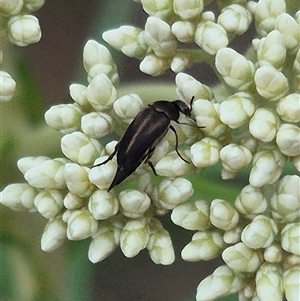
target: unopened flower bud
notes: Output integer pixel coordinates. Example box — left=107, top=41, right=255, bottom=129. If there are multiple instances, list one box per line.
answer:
left=61, top=131, right=103, bottom=165
left=171, top=21, right=195, bottom=43
left=17, top=156, right=49, bottom=174
left=81, top=112, right=114, bottom=139
left=41, top=215, right=67, bottom=252
left=113, top=94, right=144, bottom=124
left=170, top=51, right=192, bottom=73
left=182, top=230, right=226, bottom=262
left=44, top=104, right=83, bottom=134
left=195, top=21, right=228, bottom=55
left=223, top=225, right=243, bottom=245
left=281, top=223, right=300, bottom=255
left=85, top=74, right=117, bottom=111
left=0, top=0, right=23, bottom=16
left=140, top=0, right=173, bottom=20
left=222, top=242, right=263, bottom=273
left=173, top=0, right=204, bottom=20
left=219, top=92, right=255, bottom=129
left=217, top=4, right=252, bottom=35
left=8, top=15, right=41, bottom=46
left=140, top=54, right=169, bottom=76
left=157, top=178, right=193, bottom=209
left=171, top=200, right=211, bottom=230
left=234, top=184, right=268, bottom=217
left=276, top=94, right=300, bottom=123
left=24, top=158, right=67, bottom=189
left=283, top=266, right=300, bottom=301
left=0, top=71, right=16, bottom=102
left=210, top=199, right=239, bottom=231
left=276, top=124, right=300, bottom=156
left=63, top=192, right=85, bottom=210
left=271, top=175, right=300, bottom=223
left=264, top=244, right=283, bottom=263
left=67, top=209, right=98, bottom=240
left=69, top=84, right=90, bottom=109
left=254, top=66, right=288, bottom=101
left=196, top=265, right=247, bottom=301
left=256, top=263, right=283, bottom=301
left=83, top=40, right=119, bottom=85
left=34, top=189, right=64, bottom=219
left=120, top=217, right=150, bottom=258
left=249, top=148, right=286, bottom=187
left=0, top=183, right=37, bottom=211
left=215, top=48, right=255, bottom=91
left=249, top=108, right=279, bottom=142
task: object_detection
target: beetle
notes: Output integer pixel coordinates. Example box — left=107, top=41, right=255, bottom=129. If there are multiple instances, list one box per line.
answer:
left=92, top=98, right=196, bottom=191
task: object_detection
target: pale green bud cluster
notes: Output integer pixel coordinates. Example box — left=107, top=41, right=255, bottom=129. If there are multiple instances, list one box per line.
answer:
left=0, top=0, right=45, bottom=102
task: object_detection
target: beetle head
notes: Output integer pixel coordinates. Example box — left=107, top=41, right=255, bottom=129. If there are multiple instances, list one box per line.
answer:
left=174, top=99, right=193, bottom=117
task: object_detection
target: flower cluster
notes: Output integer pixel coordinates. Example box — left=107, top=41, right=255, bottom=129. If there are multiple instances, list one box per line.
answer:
left=0, top=0, right=44, bottom=102
left=1, top=0, right=300, bottom=301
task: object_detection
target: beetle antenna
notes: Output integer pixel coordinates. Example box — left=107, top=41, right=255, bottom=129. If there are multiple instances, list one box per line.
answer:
left=190, top=96, right=195, bottom=108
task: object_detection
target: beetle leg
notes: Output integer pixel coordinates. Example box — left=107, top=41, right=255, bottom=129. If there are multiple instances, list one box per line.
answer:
left=92, top=144, right=119, bottom=168
left=145, top=148, right=158, bottom=176
left=169, top=125, right=189, bottom=164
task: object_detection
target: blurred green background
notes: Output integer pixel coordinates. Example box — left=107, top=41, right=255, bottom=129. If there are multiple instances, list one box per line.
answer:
left=0, top=1, right=244, bottom=300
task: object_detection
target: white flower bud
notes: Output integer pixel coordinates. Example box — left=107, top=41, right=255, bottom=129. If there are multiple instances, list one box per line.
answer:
left=182, top=230, right=226, bottom=262
left=17, top=156, right=49, bottom=174
left=202, top=11, right=215, bottom=22
left=215, top=48, right=255, bottom=91
left=234, top=184, right=268, bottom=217
left=34, top=189, right=64, bottom=219
left=196, top=265, right=247, bottom=301
left=0, top=183, right=37, bottom=211
left=67, top=209, right=98, bottom=240
left=24, top=158, right=67, bottom=189
left=0, top=0, right=23, bottom=16
left=256, top=30, right=286, bottom=69
left=7, top=15, right=41, bottom=47
left=0, top=71, right=16, bottom=102
left=249, top=108, right=279, bottom=142
left=271, top=175, right=300, bottom=223
left=170, top=51, right=192, bottom=73
left=89, top=156, right=117, bottom=190
left=41, top=215, right=67, bottom=252
left=241, top=215, right=278, bottom=249
left=264, top=244, right=283, bottom=263
left=256, top=263, right=283, bottom=301
left=147, top=219, right=175, bottom=265
left=210, top=199, right=239, bottom=231
left=61, top=131, right=103, bottom=165
left=85, top=74, right=117, bottom=111
left=239, top=135, right=258, bottom=153
left=81, top=112, right=114, bottom=139
left=113, top=94, right=144, bottom=125
left=175, top=73, right=213, bottom=102
left=220, top=144, right=252, bottom=175
left=173, top=0, right=203, bottom=20
left=254, top=0, right=286, bottom=36
left=157, top=178, right=193, bottom=209
left=120, top=217, right=149, bottom=258
left=171, top=21, right=195, bottom=43
left=222, top=242, right=264, bottom=273
left=119, top=189, right=151, bottom=218
left=193, top=99, right=227, bottom=138
left=171, top=200, right=211, bottom=230
left=63, top=192, right=85, bottom=210
left=140, top=0, right=174, bottom=20
left=281, top=223, right=300, bottom=255
left=254, top=66, right=289, bottom=101
left=69, top=84, right=90, bottom=109
left=88, top=221, right=117, bottom=263
left=217, top=4, right=252, bottom=35
left=83, top=40, right=119, bottom=85
left=223, top=225, right=243, bottom=245
left=102, top=26, right=147, bottom=59
left=64, top=163, right=95, bottom=197
left=155, top=149, right=195, bottom=177
left=44, top=104, right=83, bottom=134
left=140, top=54, right=169, bottom=76
left=291, top=155, right=300, bottom=172
left=190, top=137, right=221, bottom=168
left=23, top=0, right=45, bottom=12
left=276, top=94, right=300, bottom=123
left=88, top=190, right=118, bottom=220
left=144, top=16, right=176, bottom=57
left=293, top=48, right=300, bottom=74
left=250, top=148, right=286, bottom=187
left=276, top=124, right=300, bottom=156
left=283, top=266, right=300, bottom=301
left=219, top=92, right=256, bottom=129
left=194, top=21, right=228, bottom=55
left=275, top=13, right=299, bottom=54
